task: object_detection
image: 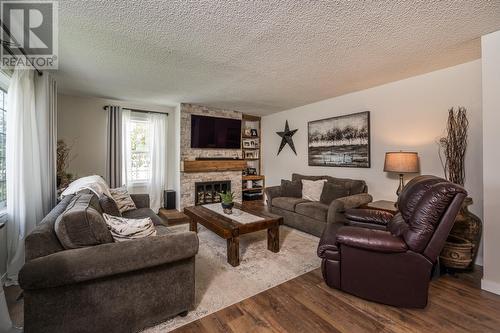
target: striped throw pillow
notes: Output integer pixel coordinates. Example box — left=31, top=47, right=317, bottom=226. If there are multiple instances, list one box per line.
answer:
left=109, top=187, right=137, bottom=213
left=103, top=213, right=157, bottom=242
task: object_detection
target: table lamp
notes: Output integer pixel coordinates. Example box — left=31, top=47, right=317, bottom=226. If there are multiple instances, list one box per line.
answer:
left=384, top=152, right=420, bottom=196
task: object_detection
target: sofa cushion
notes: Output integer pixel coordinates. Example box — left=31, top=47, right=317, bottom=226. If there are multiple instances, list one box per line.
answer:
left=320, top=182, right=350, bottom=205
left=295, top=201, right=329, bottom=222
left=155, top=225, right=172, bottom=235
left=301, top=179, right=327, bottom=201
left=272, top=197, right=309, bottom=212
left=122, top=208, right=164, bottom=226
left=99, top=195, right=122, bottom=217
left=55, top=194, right=114, bottom=249
left=25, top=195, right=74, bottom=261
left=280, top=179, right=302, bottom=198
left=348, top=180, right=366, bottom=195
left=292, top=173, right=366, bottom=195
left=293, top=173, right=335, bottom=183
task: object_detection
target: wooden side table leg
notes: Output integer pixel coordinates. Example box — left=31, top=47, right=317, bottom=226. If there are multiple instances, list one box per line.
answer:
left=227, top=237, right=240, bottom=267
left=267, top=226, right=280, bottom=253
left=189, top=217, right=197, bottom=233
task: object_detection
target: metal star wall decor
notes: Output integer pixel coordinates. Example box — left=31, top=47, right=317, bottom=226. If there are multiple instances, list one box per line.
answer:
left=276, top=120, right=298, bottom=155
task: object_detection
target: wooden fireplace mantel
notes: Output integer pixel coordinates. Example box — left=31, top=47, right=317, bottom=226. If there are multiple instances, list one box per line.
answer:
left=183, top=159, right=247, bottom=173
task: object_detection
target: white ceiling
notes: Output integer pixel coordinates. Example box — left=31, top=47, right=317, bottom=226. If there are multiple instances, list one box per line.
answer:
left=56, top=1, right=500, bottom=115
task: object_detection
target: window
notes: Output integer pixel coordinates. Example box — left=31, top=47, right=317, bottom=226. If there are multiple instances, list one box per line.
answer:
left=126, top=114, right=152, bottom=183
left=122, top=110, right=167, bottom=194
left=0, top=88, right=6, bottom=208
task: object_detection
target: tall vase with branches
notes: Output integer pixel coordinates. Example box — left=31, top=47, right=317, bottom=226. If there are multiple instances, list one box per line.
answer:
left=438, top=107, right=468, bottom=185
left=438, top=107, right=481, bottom=271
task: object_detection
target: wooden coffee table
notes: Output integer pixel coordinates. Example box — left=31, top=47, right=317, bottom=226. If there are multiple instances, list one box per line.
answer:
left=184, top=203, right=283, bottom=267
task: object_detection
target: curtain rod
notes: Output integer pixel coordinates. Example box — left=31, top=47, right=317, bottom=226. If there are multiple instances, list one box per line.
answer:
left=0, top=20, right=43, bottom=76
left=103, top=105, right=168, bottom=116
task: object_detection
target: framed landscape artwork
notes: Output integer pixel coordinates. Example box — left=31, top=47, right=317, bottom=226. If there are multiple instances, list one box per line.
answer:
left=308, top=111, right=370, bottom=168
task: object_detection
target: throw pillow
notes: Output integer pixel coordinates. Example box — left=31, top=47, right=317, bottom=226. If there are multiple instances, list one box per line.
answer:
left=320, top=182, right=350, bottom=205
left=348, top=180, right=366, bottom=195
left=99, top=195, right=122, bottom=217
left=109, top=187, right=137, bottom=213
left=103, top=213, right=157, bottom=242
left=280, top=179, right=302, bottom=198
left=301, top=179, right=327, bottom=202
left=55, top=194, right=114, bottom=249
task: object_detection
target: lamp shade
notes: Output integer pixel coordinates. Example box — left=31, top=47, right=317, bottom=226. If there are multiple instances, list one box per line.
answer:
left=384, top=152, right=419, bottom=173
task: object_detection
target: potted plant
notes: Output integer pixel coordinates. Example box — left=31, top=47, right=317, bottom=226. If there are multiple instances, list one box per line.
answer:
left=219, top=191, right=235, bottom=214
left=57, top=139, right=76, bottom=189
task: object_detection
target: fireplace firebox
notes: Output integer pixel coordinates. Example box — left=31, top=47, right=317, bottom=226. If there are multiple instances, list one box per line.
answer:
left=195, top=181, right=231, bottom=205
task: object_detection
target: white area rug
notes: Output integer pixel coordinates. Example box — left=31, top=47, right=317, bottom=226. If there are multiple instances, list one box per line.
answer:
left=143, top=224, right=321, bottom=332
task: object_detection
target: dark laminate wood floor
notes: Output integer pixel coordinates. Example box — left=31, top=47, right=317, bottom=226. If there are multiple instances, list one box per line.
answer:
left=172, top=267, right=500, bottom=333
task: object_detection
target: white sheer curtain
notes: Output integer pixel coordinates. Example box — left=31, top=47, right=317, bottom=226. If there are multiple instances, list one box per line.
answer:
left=5, top=69, right=57, bottom=284
left=122, top=111, right=167, bottom=213
left=35, top=72, right=58, bottom=212
left=147, top=113, right=167, bottom=212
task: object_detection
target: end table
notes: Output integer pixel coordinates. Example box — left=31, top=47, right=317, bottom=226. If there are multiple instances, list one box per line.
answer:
left=361, top=200, right=398, bottom=214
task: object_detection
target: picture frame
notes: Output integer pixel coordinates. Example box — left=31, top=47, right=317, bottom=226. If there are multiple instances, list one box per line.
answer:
left=308, top=111, right=370, bottom=168
left=243, top=140, right=251, bottom=148
left=250, top=128, right=258, bottom=137
left=244, top=128, right=252, bottom=137
left=247, top=167, right=257, bottom=175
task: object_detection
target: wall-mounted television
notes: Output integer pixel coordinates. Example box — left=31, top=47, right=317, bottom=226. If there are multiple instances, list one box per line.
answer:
left=191, top=115, right=241, bottom=149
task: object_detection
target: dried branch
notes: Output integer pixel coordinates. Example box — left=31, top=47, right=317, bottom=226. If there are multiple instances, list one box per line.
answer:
left=439, top=107, right=468, bottom=186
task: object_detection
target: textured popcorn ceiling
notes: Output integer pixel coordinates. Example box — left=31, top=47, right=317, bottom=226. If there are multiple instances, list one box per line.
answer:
left=56, top=1, right=500, bottom=115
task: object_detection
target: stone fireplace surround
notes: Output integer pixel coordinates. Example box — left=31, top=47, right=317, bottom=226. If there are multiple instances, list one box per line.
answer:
left=180, top=103, right=243, bottom=209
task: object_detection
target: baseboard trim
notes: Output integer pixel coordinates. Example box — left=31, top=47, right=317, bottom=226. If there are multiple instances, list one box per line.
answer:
left=481, top=279, right=500, bottom=295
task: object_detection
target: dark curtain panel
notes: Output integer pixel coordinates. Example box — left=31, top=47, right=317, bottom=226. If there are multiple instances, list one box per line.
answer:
left=106, top=105, right=122, bottom=188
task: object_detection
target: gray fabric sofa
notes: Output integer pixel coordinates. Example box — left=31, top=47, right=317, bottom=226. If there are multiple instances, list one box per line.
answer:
left=265, top=174, right=372, bottom=237
left=19, top=192, right=199, bottom=333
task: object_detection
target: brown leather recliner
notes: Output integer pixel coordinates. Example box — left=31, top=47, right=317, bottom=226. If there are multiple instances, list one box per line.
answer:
left=317, top=175, right=467, bottom=308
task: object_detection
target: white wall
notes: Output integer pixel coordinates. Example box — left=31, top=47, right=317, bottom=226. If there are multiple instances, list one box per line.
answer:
left=57, top=94, right=177, bottom=193
left=262, top=60, right=483, bottom=263
left=481, top=30, right=500, bottom=295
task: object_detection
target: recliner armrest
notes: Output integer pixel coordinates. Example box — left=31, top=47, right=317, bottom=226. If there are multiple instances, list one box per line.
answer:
left=345, top=208, right=394, bottom=226
left=317, top=221, right=343, bottom=259
left=336, top=226, right=408, bottom=253
left=19, top=232, right=198, bottom=290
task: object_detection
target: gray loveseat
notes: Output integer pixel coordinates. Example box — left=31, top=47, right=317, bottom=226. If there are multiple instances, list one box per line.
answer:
left=265, top=173, right=372, bottom=237
left=19, top=192, right=198, bottom=333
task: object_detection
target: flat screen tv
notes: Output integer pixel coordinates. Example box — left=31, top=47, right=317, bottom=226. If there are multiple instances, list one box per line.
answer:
left=191, top=115, right=241, bottom=149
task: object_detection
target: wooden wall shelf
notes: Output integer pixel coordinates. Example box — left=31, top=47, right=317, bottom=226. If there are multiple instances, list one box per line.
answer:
left=242, top=187, right=263, bottom=192
left=183, top=160, right=247, bottom=173
left=243, top=175, right=265, bottom=181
